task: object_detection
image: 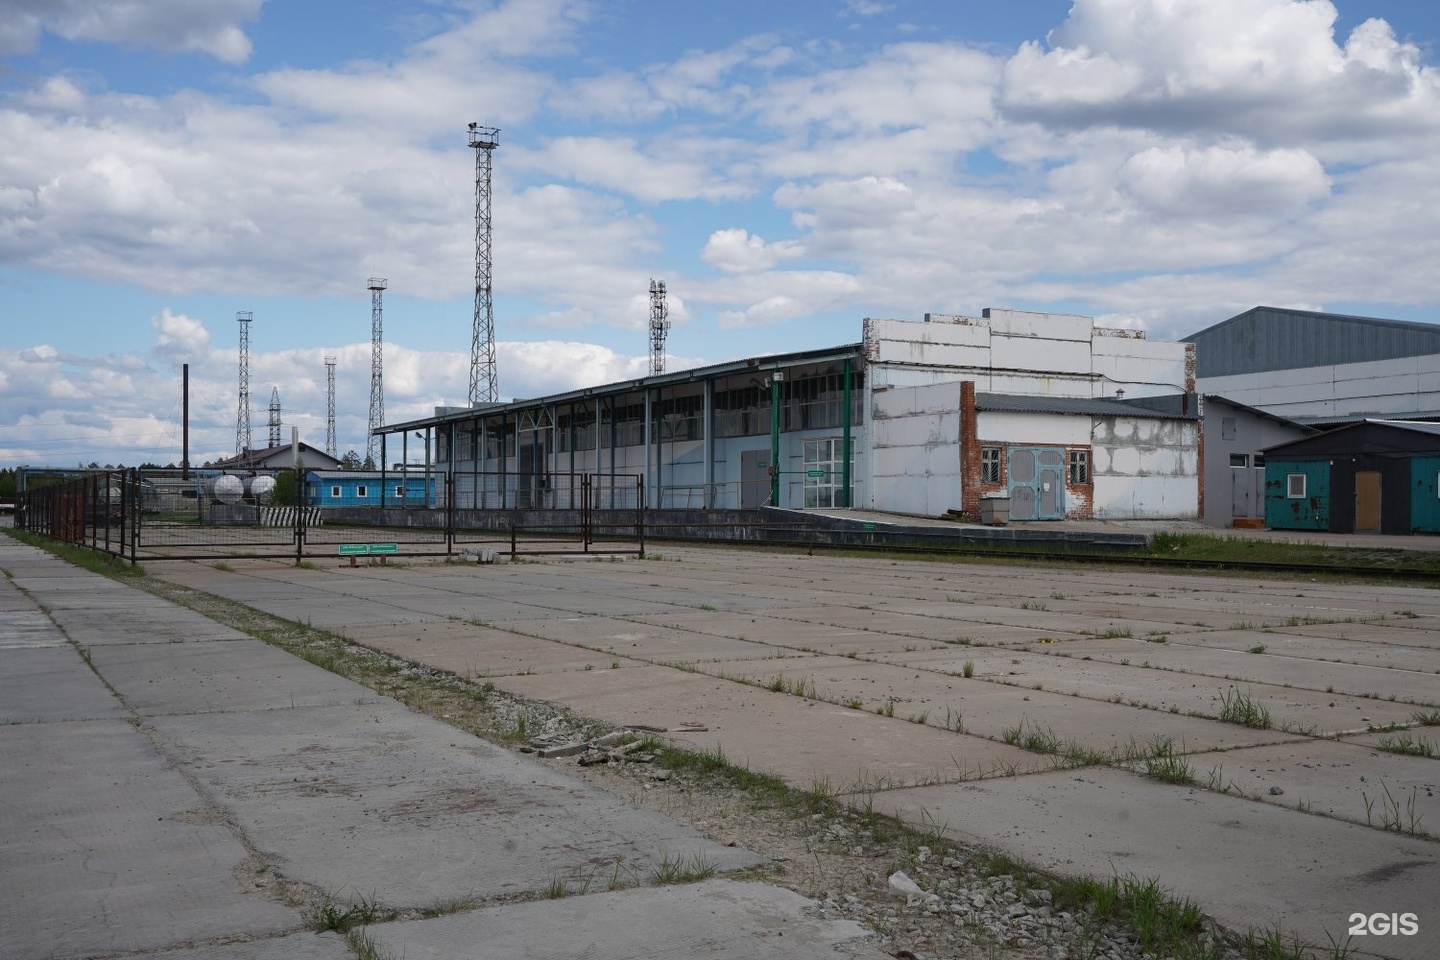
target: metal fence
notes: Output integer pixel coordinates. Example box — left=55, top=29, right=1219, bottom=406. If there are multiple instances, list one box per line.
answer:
left=16, top=468, right=645, bottom=563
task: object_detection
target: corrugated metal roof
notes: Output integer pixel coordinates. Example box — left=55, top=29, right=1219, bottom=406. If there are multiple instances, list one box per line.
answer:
left=1184, top=306, right=1440, bottom=377
left=377, top=342, right=864, bottom=434
left=975, top=393, right=1193, bottom=419
left=1264, top=419, right=1440, bottom=457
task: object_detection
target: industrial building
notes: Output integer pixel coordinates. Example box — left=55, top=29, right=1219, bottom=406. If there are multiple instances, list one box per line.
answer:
left=1186, top=306, right=1440, bottom=426
left=210, top=442, right=342, bottom=472
left=377, top=309, right=1201, bottom=521
left=1195, top=395, right=1318, bottom=528
left=305, top=469, right=438, bottom=508
left=1262, top=420, right=1440, bottom=534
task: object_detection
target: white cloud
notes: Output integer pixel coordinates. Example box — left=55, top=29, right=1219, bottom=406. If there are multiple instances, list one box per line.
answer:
left=1000, top=0, right=1440, bottom=145
left=701, top=228, right=803, bottom=273
left=1117, top=143, right=1332, bottom=217
left=0, top=0, right=264, bottom=63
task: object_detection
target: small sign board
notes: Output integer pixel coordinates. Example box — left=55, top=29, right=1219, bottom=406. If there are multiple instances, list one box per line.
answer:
left=338, top=543, right=399, bottom=556
left=806, top=470, right=827, bottom=478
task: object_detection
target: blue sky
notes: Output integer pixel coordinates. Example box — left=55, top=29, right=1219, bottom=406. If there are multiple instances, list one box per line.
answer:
left=3, top=0, right=1440, bottom=467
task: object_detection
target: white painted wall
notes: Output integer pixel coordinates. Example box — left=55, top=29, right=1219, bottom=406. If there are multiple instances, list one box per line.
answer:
left=979, top=411, right=1091, bottom=446
left=1091, top=417, right=1199, bottom=519
left=865, top=313, right=1189, bottom=401
left=1199, top=354, right=1440, bottom=419
left=870, top=383, right=961, bottom=517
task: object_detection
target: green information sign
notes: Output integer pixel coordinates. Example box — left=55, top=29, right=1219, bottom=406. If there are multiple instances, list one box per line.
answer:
left=806, top=470, right=826, bottom=478
left=339, top=543, right=399, bottom=556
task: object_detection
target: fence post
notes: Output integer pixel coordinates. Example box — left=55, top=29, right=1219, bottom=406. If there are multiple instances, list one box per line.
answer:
left=445, top=473, right=455, bottom=557
left=582, top=474, right=591, bottom=553
left=637, top=476, right=645, bottom=559
left=510, top=522, right=517, bottom=561
left=128, top=468, right=139, bottom=565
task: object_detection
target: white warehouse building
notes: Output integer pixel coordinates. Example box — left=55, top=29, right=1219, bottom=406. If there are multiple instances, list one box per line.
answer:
left=377, top=309, right=1200, bottom=521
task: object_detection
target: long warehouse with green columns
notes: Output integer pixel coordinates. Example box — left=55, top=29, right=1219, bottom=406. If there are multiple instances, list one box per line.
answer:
left=375, top=309, right=1200, bottom=521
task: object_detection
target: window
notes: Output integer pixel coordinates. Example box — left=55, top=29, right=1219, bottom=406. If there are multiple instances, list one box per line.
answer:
left=803, top=438, right=850, bottom=508
left=1253, top=454, right=1265, bottom=469
left=1229, top=454, right=1249, bottom=468
left=1286, top=474, right=1306, bottom=499
left=1067, top=450, right=1090, bottom=484
left=981, top=447, right=1001, bottom=484
left=330, top=485, right=341, bottom=498
left=395, top=486, right=405, bottom=497
left=356, top=485, right=368, bottom=499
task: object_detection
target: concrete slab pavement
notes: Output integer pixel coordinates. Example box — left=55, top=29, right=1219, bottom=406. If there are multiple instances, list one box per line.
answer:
left=2, top=536, right=882, bottom=960
left=363, top=878, right=890, bottom=959
left=870, top=766, right=1439, bottom=960
left=133, top=544, right=1440, bottom=958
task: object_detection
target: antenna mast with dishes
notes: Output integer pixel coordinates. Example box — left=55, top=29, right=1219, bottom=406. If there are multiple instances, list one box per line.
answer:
left=467, top=123, right=500, bottom=404
left=267, top=387, right=281, bottom=448
left=649, top=279, right=669, bottom=376
left=324, top=356, right=337, bottom=459
left=367, top=278, right=387, bottom=467
left=234, top=311, right=253, bottom=460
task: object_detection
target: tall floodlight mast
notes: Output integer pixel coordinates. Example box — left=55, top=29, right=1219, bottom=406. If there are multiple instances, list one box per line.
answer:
left=367, top=279, right=387, bottom=467
left=649, top=279, right=669, bottom=376
left=467, top=123, right=500, bottom=404
left=267, top=387, right=282, bottom=448
left=324, top=356, right=338, bottom=459
left=235, top=311, right=253, bottom=460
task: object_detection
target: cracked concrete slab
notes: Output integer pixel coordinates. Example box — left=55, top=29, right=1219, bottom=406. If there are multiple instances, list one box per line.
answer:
left=342, top=620, right=648, bottom=675
left=869, top=766, right=1439, bottom=960
left=364, top=879, right=890, bottom=960
left=90, top=639, right=385, bottom=716
left=0, top=647, right=127, bottom=723
left=0, top=719, right=299, bottom=960
left=148, top=701, right=762, bottom=907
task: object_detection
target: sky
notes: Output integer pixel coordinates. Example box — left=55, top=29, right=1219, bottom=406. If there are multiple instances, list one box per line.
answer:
left=3, top=0, right=1440, bottom=468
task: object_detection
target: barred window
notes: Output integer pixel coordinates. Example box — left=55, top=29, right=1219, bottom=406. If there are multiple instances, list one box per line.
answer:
left=1067, top=450, right=1090, bottom=484
left=981, top=447, right=1001, bottom=484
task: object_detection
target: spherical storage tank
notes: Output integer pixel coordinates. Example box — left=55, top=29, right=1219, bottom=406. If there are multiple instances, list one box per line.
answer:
left=247, top=475, right=277, bottom=504
left=205, top=475, right=244, bottom=505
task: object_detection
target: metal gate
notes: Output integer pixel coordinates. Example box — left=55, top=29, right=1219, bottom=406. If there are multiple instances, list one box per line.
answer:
left=17, top=468, right=645, bottom=563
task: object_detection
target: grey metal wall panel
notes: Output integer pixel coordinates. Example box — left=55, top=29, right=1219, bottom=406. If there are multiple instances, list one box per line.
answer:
left=1187, top=307, right=1440, bottom=377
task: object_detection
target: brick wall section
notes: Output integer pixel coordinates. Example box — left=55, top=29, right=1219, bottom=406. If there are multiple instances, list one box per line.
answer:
left=960, top=381, right=981, bottom=517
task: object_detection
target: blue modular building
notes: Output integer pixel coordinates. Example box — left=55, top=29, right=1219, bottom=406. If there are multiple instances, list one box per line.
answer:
left=305, top=470, right=437, bottom=508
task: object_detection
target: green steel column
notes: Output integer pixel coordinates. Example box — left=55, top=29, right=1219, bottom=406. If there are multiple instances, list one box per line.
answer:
left=842, top=357, right=853, bottom=508
left=769, top=371, right=781, bottom=506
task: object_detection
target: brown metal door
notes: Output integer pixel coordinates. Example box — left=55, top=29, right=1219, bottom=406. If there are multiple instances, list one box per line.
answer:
left=1355, top=471, right=1381, bottom=533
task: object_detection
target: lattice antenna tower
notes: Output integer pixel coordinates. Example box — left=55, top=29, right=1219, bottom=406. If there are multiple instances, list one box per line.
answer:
left=234, top=311, right=253, bottom=459
left=367, top=279, right=387, bottom=467
left=267, top=387, right=281, bottom=448
left=649, top=279, right=669, bottom=376
left=324, top=356, right=338, bottom=459
left=467, top=123, right=500, bottom=404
